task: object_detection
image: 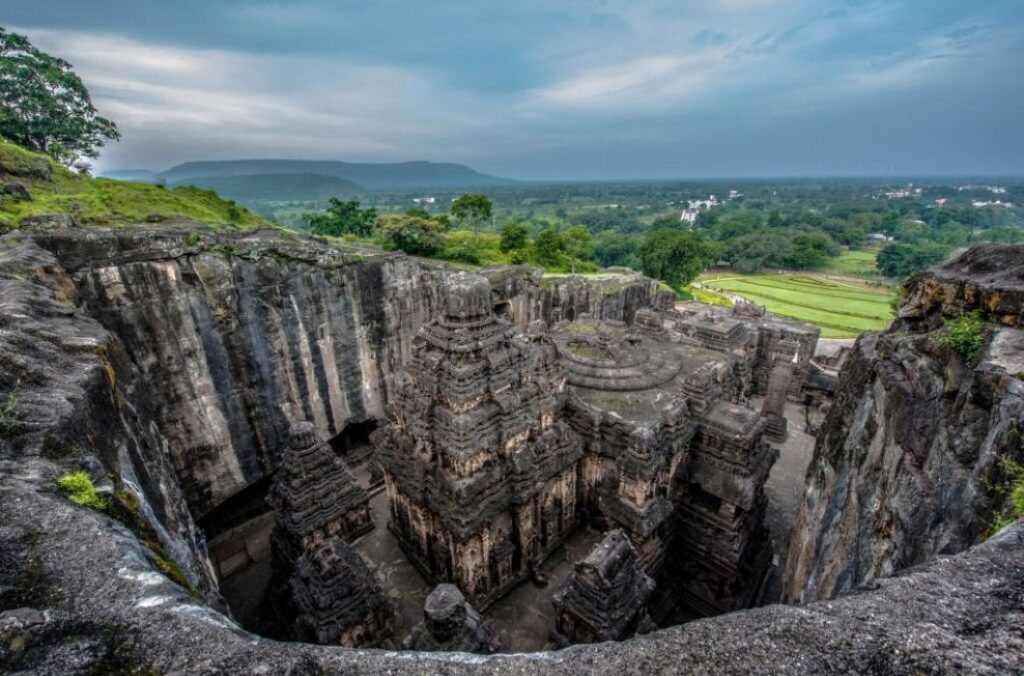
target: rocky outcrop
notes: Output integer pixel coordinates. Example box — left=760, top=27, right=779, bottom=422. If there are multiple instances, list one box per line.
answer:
left=783, top=244, right=1024, bottom=603
left=0, top=236, right=218, bottom=604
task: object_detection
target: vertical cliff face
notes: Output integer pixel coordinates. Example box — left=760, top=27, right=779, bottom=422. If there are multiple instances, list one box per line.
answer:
left=0, top=237, right=219, bottom=600
left=783, top=244, right=1024, bottom=603
left=23, top=225, right=662, bottom=520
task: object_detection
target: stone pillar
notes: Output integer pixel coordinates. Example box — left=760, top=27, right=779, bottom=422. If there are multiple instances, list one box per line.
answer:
left=761, top=357, right=793, bottom=443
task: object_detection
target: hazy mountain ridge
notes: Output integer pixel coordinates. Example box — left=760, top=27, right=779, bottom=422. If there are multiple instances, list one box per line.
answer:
left=155, top=158, right=516, bottom=190
left=176, top=173, right=365, bottom=202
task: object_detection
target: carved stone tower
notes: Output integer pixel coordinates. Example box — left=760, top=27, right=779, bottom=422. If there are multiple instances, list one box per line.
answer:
left=267, top=421, right=392, bottom=646
left=376, top=272, right=583, bottom=608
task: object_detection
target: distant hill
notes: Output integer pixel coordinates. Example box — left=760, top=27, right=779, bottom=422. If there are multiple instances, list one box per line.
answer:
left=176, top=173, right=364, bottom=202
left=156, top=159, right=515, bottom=190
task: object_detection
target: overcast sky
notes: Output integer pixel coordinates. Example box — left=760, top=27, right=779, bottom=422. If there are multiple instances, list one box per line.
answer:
left=5, top=1, right=1024, bottom=179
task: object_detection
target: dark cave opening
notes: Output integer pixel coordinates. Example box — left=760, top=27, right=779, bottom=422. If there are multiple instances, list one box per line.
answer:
left=198, top=476, right=278, bottom=636
left=328, top=418, right=379, bottom=466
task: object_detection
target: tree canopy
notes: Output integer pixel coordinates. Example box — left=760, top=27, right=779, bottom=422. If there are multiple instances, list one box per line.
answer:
left=499, top=222, right=530, bottom=253
left=303, top=198, right=377, bottom=238
left=562, top=225, right=594, bottom=273
left=375, top=214, right=446, bottom=256
left=533, top=227, right=567, bottom=267
left=0, top=27, right=119, bottom=166
left=451, top=193, right=492, bottom=234
left=639, top=227, right=709, bottom=290
left=876, top=242, right=952, bottom=278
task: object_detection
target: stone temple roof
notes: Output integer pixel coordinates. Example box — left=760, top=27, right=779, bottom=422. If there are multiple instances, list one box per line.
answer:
left=551, top=319, right=731, bottom=425
left=268, top=421, right=370, bottom=541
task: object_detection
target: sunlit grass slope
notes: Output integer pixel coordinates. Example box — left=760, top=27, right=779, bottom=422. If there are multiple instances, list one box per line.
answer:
left=0, top=140, right=267, bottom=231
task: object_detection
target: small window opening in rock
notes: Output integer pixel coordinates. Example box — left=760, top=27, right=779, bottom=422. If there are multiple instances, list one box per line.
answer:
left=493, top=300, right=512, bottom=320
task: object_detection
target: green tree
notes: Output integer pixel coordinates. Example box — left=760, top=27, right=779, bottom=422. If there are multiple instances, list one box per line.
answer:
left=303, top=198, right=377, bottom=238
left=562, top=225, right=594, bottom=273
left=593, top=230, right=640, bottom=269
left=375, top=214, right=445, bottom=256
left=712, top=210, right=762, bottom=240
left=499, top=222, right=530, bottom=253
left=451, top=193, right=493, bottom=236
left=725, top=232, right=793, bottom=272
left=0, top=28, right=120, bottom=165
left=789, top=232, right=836, bottom=269
left=639, top=227, right=708, bottom=290
left=533, top=228, right=566, bottom=268
left=876, top=242, right=951, bottom=278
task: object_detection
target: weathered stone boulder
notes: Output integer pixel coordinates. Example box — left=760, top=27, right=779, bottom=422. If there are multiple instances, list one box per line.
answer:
left=2, top=183, right=30, bottom=201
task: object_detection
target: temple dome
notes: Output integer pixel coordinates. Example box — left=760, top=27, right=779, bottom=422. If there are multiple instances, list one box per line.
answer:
left=442, top=272, right=492, bottom=319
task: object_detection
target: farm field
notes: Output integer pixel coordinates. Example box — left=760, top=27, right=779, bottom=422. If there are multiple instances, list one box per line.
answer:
left=817, top=249, right=881, bottom=277
left=695, top=273, right=896, bottom=337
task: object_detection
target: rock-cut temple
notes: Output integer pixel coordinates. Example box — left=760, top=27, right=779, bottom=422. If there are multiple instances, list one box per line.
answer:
left=364, top=271, right=817, bottom=633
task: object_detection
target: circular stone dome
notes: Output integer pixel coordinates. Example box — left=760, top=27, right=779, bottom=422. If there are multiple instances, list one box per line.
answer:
left=442, top=272, right=492, bottom=319
left=288, top=420, right=317, bottom=449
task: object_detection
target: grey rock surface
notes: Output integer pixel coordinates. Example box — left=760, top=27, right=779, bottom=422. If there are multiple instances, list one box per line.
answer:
left=783, top=244, right=1024, bottom=603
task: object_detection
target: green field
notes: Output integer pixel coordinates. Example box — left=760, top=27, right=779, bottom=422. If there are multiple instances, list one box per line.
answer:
left=696, top=273, right=895, bottom=337
left=817, top=249, right=881, bottom=277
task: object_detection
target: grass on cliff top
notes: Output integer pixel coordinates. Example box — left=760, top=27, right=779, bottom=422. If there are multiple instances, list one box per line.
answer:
left=0, top=140, right=267, bottom=232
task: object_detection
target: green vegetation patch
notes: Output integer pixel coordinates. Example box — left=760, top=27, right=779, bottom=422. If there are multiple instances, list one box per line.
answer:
left=57, top=471, right=108, bottom=510
left=0, top=141, right=267, bottom=231
left=691, top=286, right=733, bottom=307
left=933, top=311, right=986, bottom=363
left=990, top=453, right=1024, bottom=536
left=818, top=249, right=880, bottom=277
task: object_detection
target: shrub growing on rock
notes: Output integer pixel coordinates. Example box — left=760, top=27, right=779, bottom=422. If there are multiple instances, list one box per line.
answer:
left=932, top=311, right=985, bottom=363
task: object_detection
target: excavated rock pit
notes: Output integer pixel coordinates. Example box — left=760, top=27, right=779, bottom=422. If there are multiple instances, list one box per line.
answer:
left=1, top=227, right=1021, bottom=673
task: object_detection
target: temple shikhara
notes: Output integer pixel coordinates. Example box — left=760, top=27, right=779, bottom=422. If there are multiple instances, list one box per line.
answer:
left=375, top=273, right=583, bottom=608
